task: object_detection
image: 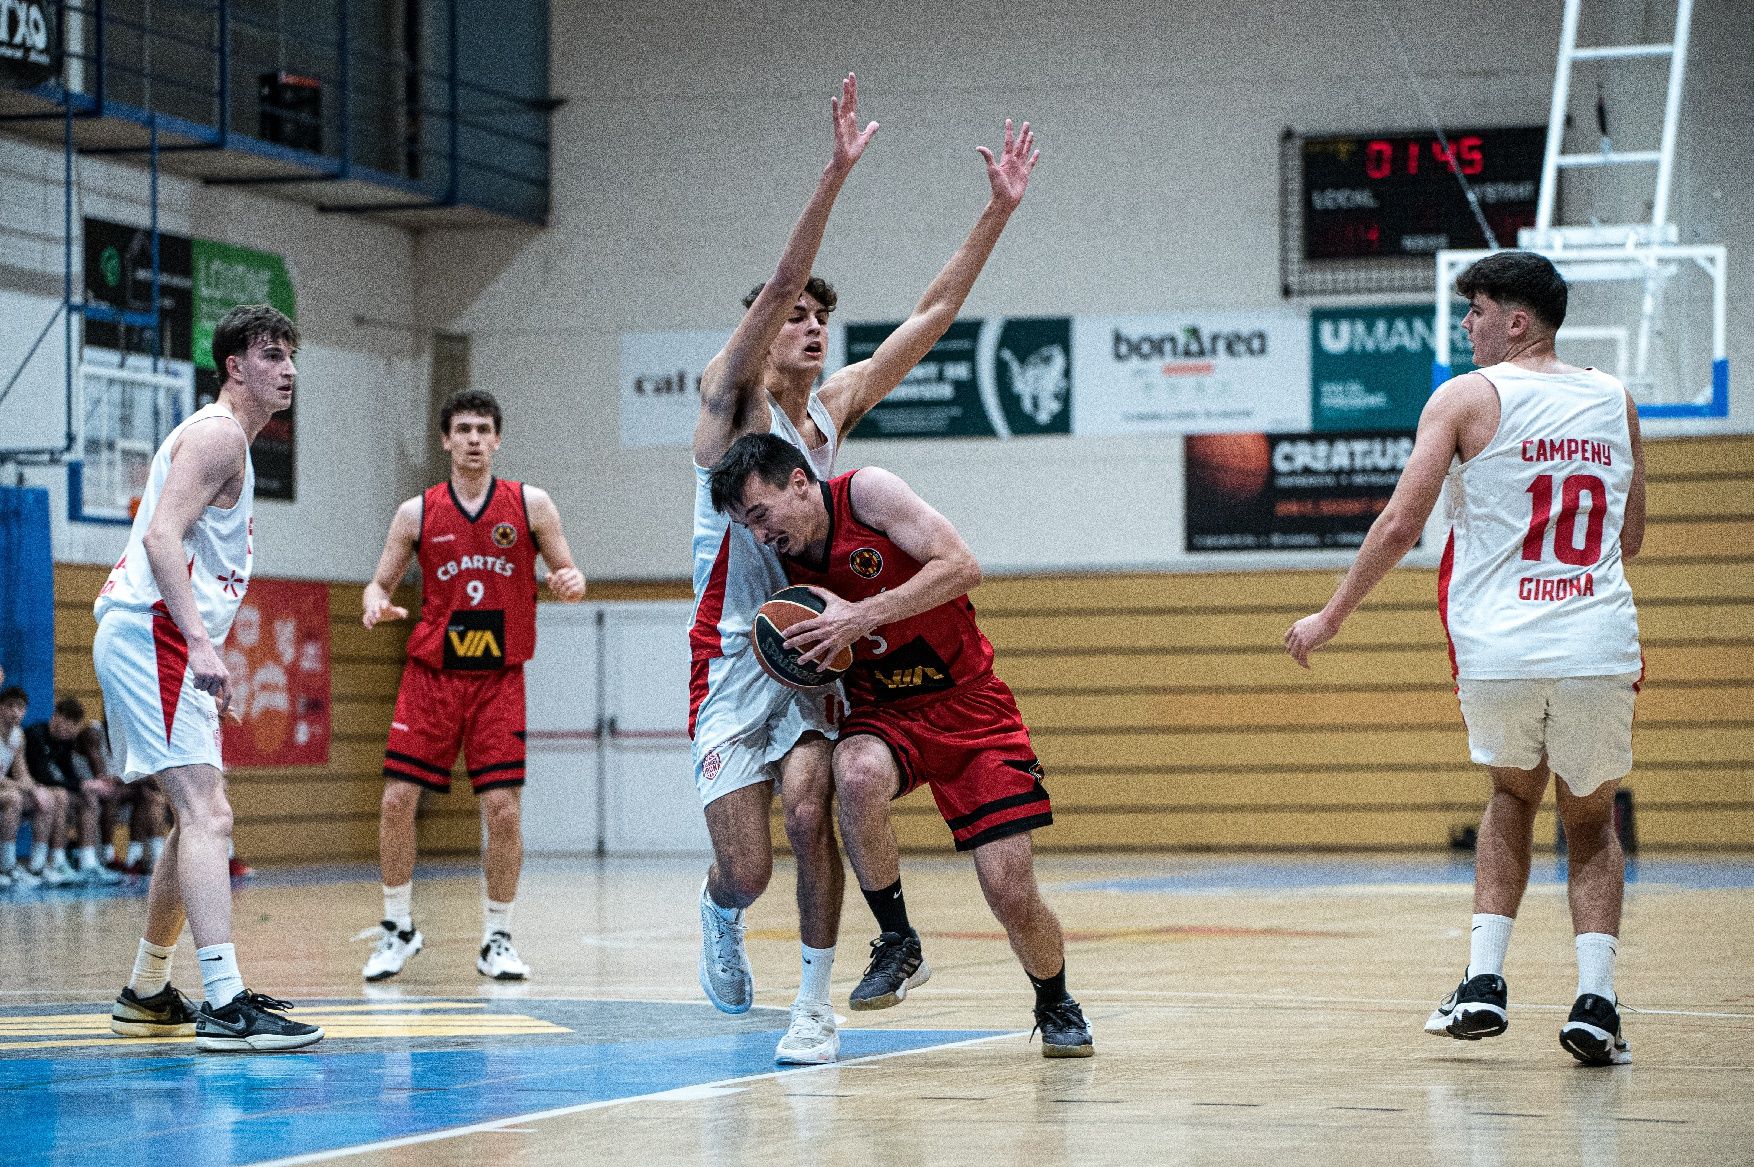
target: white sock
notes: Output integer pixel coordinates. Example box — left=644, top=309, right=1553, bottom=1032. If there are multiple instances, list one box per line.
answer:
left=483, top=898, right=514, bottom=941
left=1576, top=933, right=1618, bottom=1002
left=383, top=882, right=413, bottom=931
left=78, top=845, right=100, bottom=869
left=0, top=844, right=15, bottom=873
left=149, top=837, right=166, bottom=865
left=30, top=840, right=47, bottom=869
left=797, top=944, right=835, bottom=1007
left=53, top=847, right=72, bottom=869
left=1468, top=913, right=1515, bottom=978
left=103, top=843, right=117, bottom=864
left=129, top=939, right=176, bottom=996
left=127, top=840, right=145, bottom=865
left=196, top=943, right=245, bottom=1008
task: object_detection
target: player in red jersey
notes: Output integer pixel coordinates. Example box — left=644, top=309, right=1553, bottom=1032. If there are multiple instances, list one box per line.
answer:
left=708, top=432, right=1093, bottom=1057
left=357, top=390, right=587, bottom=982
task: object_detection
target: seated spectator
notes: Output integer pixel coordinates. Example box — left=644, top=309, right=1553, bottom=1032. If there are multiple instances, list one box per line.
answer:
left=24, top=697, right=124, bottom=886
left=0, top=685, right=66, bottom=889
left=90, top=722, right=169, bottom=874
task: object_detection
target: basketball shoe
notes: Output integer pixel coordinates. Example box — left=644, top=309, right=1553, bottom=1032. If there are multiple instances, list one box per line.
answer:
left=110, top=984, right=199, bottom=1037
left=1424, top=971, right=1509, bottom=1039
left=1033, top=995, right=1095, bottom=1058
left=774, top=1002, right=839, bottom=1065
left=357, top=921, right=424, bottom=982
left=195, top=990, right=323, bottom=1052
left=698, top=880, right=752, bottom=1014
left=477, top=931, right=530, bottom=980
left=849, top=931, right=930, bottom=1011
left=5, top=865, right=39, bottom=890
left=1560, top=993, right=1631, bottom=1065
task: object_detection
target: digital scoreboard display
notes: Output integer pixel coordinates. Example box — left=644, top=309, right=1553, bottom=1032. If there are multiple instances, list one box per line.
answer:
left=1301, top=126, right=1547, bottom=260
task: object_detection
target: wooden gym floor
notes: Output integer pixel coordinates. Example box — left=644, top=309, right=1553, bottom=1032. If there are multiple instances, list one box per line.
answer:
left=3, top=849, right=1752, bottom=1166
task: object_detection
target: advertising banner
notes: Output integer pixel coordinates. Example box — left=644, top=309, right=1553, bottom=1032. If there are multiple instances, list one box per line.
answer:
left=191, top=239, right=298, bottom=371
left=1310, top=304, right=1475, bottom=432
left=1184, top=429, right=1417, bottom=552
left=219, top=579, right=331, bottom=768
left=1074, top=310, right=1310, bottom=436
left=845, top=317, right=1072, bottom=439
left=618, top=329, right=730, bottom=449
left=83, top=217, right=194, bottom=361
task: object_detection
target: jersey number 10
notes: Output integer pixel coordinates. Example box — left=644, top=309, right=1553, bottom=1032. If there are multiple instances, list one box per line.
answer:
left=1522, top=473, right=1607, bottom=566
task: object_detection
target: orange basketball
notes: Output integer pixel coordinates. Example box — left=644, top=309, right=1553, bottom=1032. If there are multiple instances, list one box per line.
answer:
left=753, top=586, right=852, bottom=690
left=1186, top=432, right=1272, bottom=501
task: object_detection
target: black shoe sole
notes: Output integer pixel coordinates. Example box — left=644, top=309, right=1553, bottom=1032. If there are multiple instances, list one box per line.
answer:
left=848, top=964, right=930, bottom=1012
left=1560, top=1024, right=1618, bottom=1065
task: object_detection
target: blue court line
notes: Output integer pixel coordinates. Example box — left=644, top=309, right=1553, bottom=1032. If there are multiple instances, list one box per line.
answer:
left=1, top=1026, right=1000, bottom=1167
left=1060, top=857, right=1754, bottom=895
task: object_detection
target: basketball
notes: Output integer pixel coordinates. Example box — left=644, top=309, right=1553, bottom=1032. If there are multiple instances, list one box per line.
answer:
left=753, top=586, right=852, bottom=690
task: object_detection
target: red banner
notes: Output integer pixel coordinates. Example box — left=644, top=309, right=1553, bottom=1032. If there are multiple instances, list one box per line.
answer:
left=219, top=579, right=331, bottom=767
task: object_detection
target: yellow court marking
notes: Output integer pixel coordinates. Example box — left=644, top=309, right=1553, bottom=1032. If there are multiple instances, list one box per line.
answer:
left=0, top=1005, right=569, bottom=1052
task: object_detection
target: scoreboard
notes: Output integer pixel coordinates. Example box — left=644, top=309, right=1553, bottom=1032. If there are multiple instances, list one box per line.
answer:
left=1300, top=126, right=1547, bottom=260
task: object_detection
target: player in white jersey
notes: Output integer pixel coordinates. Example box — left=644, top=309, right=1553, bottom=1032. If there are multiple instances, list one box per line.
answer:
left=1286, top=251, right=1645, bottom=1068
left=93, top=305, right=322, bottom=1053
left=689, top=73, right=1040, bottom=1064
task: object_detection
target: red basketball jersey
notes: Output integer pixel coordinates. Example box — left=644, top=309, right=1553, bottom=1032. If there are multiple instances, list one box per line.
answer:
left=783, top=471, right=994, bottom=708
left=406, top=478, right=540, bottom=670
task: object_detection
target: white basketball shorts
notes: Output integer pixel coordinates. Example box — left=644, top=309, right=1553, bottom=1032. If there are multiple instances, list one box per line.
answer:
left=690, top=646, right=838, bottom=807
left=94, top=608, right=224, bottom=782
left=1456, top=672, right=1640, bottom=796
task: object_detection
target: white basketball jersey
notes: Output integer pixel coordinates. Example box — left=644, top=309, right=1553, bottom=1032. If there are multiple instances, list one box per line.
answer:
left=1440, top=362, right=1641, bottom=679
left=690, top=393, right=839, bottom=660
left=94, top=402, right=255, bottom=646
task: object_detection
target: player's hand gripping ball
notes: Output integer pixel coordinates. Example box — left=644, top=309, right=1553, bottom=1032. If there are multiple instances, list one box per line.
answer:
left=754, top=586, right=853, bottom=690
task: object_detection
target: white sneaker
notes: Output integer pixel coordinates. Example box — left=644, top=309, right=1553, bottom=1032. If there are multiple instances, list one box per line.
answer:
left=355, top=921, right=424, bottom=981
left=698, top=880, right=753, bottom=1014
left=0, top=870, right=11, bottom=891
left=79, top=860, right=124, bottom=886
left=774, top=1002, right=839, bottom=1065
left=7, top=866, right=41, bottom=890
left=477, top=931, right=530, bottom=980
left=41, top=859, right=75, bottom=887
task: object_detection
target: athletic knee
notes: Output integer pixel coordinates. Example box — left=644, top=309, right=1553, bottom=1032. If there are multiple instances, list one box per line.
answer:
left=716, top=850, right=772, bottom=904
left=783, top=794, right=833, bottom=855
left=834, top=747, right=896, bottom=808
left=482, top=794, right=521, bottom=837
left=380, top=781, right=422, bottom=820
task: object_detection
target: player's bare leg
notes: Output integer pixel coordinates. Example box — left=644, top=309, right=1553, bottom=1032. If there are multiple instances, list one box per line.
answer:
left=141, top=822, right=187, bottom=948
left=154, top=765, right=234, bottom=952
left=775, top=734, right=841, bottom=1063
left=971, top=830, right=1093, bottom=1056
left=361, top=780, right=425, bottom=981
left=1428, top=762, right=1549, bottom=1041
left=834, top=735, right=929, bottom=1011
left=476, top=785, right=529, bottom=980
left=698, top=779, right=774, bottom=1013
left=1555, top=776, right=1629, bottom=1064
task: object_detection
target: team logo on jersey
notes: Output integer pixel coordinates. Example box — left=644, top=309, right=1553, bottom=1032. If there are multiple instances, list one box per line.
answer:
left=492, top=522, right=518, bottom=549
left=444, top=609, right=507, bottom=670
left=849, top=547, right=884, bottom=579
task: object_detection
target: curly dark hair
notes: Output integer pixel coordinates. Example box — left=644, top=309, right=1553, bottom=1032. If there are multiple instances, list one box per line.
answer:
left=440, top=389, right=503, bottom=435
left=212, top=304, right=298, bottom=383
left=1454, top=250, right=1568, bottom=330
left=708, top=432, right=816, bottom=514
left=742, top=275, right=838, bottom=313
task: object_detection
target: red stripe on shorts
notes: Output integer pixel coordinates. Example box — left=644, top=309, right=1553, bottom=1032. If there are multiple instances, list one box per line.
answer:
left=150, top=603, right=190, bottom=745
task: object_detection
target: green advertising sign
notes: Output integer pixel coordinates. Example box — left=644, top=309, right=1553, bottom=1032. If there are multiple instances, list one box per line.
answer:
left=191, top=239, right=297, bottom=370
left=843, top=317, right=1072, bottom=439
left=1310, top=304, right=1474, bottom=433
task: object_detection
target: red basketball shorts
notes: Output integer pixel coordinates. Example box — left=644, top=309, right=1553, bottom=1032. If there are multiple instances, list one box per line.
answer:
left=383, top=659, right=526, bottom=793
left=842, top=674, right=1051, bottom=851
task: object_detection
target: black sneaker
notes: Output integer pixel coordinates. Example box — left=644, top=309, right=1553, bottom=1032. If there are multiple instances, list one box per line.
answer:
left=110, top=984, right=199, bottom=1038
left=1424, top=972, right=1509, bottom=1039
left=195, top=990, right=324, bottom=1052
left=1561, top=993, right=1631, bottom=1065
left=1032, top=995, right=1094, bottom=1058
left=848, top=930, right=930, bottom=1011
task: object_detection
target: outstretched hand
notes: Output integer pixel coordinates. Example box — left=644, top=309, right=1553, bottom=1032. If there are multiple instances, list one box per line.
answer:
left=831, top=73, right=879, bottom=173
left=978, top=119, right=1039, bottom=209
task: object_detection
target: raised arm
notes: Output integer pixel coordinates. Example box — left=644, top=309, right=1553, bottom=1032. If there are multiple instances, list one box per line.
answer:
left=142, top=419, right=249, bottom=711
left=786, top=469, right=980, bottom=668
left=1621, top=391, right=1646, bottom=559
left=524, top=486, right=587, bottom=601
left=693, top=74, right=878, bottom=466
left=1283, top=378, right=1474, bottom=668
left=362, top=497, right=421, bottom=629
left=818, top=119, right=1040, bottom=437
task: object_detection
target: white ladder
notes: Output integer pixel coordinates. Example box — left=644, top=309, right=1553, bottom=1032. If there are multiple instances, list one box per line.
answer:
left=1528, top=0, right=1695, bottom=249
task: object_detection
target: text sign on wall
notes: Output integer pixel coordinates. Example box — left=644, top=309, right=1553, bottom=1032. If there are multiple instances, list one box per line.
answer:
left=1184, top=430, right=1416, bottom=552
left=846, top=317, right=1072, bottom=439
left=1311, top=304, right=1475, bottom=432
left=619, top=329, right=729, bottom=449
left=220, top=579, right=331, bottom=768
